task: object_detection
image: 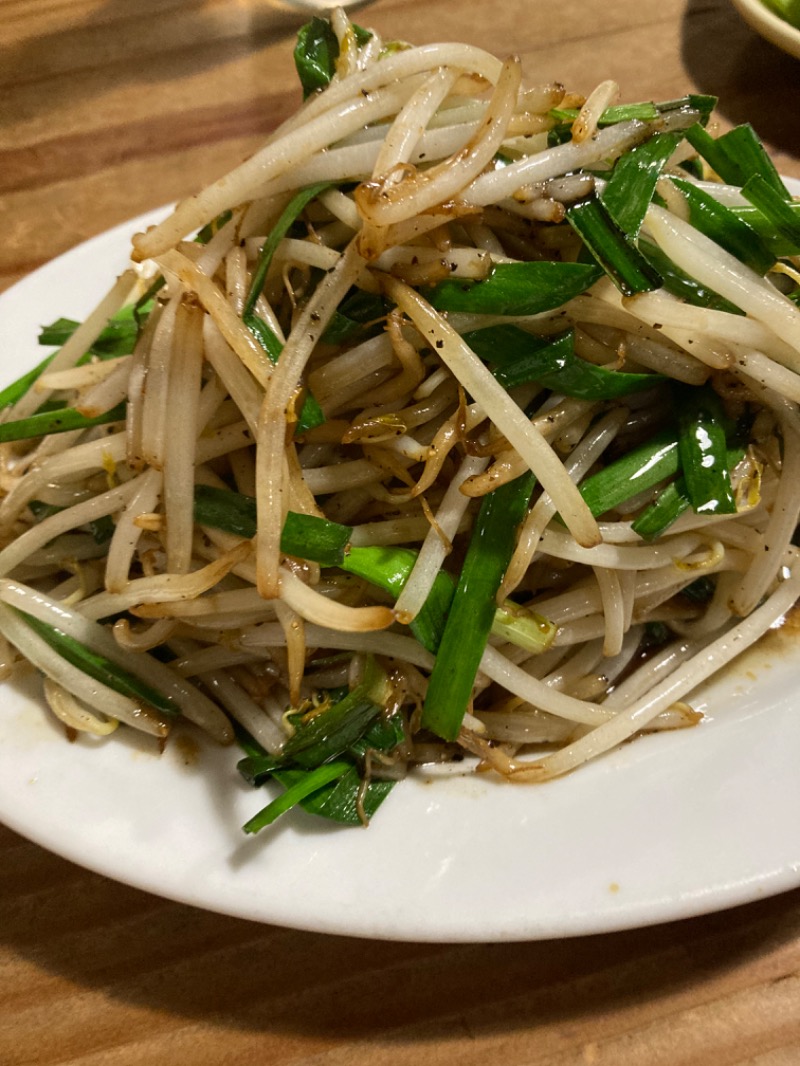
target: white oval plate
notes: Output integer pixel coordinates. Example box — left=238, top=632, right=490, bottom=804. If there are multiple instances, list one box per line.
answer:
left=1, top=201, right=800, bottom=943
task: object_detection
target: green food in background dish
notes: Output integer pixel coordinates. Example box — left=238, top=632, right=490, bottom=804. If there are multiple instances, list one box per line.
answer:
left=763, top=0, right=800, bottom=29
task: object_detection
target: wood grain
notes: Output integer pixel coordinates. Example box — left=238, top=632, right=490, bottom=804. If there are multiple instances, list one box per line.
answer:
left=2, top=1, right=800, bottom=1063
left=4, top=817, right=800, bottom=1066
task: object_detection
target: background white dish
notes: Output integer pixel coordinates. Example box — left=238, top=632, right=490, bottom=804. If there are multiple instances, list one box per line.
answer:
left=730, top=0, right=800, bottom=60
left=1, top=200, right=800, bottom=943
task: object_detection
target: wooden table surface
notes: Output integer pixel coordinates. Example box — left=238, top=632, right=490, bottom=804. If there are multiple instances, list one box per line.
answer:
left=2, top=1, right=800, bottom=1063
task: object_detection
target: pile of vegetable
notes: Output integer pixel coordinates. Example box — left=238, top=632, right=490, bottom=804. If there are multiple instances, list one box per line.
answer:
left=1, top=11, right=800, bottom=835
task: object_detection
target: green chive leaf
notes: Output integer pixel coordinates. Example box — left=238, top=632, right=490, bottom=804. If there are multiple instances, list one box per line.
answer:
left=579, top=430, right=680, bottom=517
left=685, top=122, right=790, bottom=200
left=670, top=177, right=775, bottom=275
left=425, top=261, right=602, bottom=316
left=14, top=610, right=179, bottom=717
left=465, top=325, right=662, bottom=399
left=566, top=196, right=662, bottom=296
left=421, top=473, right=535, bottom=741
left=242, top=760, right=351, bottom=833
left=741, top=174, right=800, bottom=252
left=243, top=182, right=331, bottom=318
left=0, top=401, right=127, bottom=444
left=294, top=17, right=372, bottom=98
left=601, top=131, right=683, bottom=237
left=676, top=385, right=737, bottom=515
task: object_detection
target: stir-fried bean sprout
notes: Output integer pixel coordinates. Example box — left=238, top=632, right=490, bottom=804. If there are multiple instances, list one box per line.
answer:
left=2, top=11, right=800, bottom=833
